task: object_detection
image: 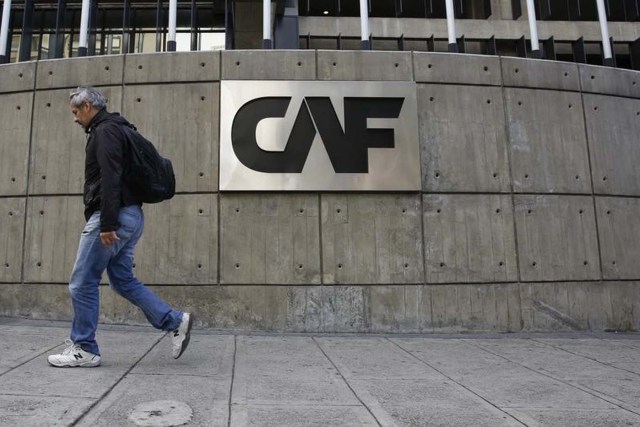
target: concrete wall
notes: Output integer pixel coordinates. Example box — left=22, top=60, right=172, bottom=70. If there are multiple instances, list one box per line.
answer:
left=1, top=51, right=639, bottom=333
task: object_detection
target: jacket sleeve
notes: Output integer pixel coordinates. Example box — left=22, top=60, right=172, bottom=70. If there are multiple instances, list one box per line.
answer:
left=95, top=124, right=126, bottom=232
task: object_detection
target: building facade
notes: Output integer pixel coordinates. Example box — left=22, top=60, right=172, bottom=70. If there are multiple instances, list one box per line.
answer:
left=1, top=1, right=639, bottom=333
left=1, top=1, right=640, bottom=67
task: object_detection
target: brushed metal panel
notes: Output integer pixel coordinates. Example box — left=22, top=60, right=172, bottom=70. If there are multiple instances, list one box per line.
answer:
left=220, top=80, right=421, bottom=191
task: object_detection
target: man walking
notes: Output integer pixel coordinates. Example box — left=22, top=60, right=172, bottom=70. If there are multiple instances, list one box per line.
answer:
left=48, top=86, right=192, bottom=367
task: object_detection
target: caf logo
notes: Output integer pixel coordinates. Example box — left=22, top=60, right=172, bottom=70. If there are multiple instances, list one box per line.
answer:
left=220, top=81, right=421, bottom=191
left=232, top=96, right=404, bottom=173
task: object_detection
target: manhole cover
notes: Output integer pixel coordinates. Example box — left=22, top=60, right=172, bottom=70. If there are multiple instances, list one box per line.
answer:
left=128, top=400, right=193, bottom=426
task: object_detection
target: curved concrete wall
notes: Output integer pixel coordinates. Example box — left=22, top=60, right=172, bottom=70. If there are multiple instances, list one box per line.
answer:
left=1, top=51, right=639, bottom=333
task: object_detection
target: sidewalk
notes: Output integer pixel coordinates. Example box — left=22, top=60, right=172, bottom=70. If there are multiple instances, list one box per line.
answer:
left=1, top=317, right=639, bottom=427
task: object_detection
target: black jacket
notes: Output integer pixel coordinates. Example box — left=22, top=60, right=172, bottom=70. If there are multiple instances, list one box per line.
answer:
left=84, top=108, right=142, bottom=232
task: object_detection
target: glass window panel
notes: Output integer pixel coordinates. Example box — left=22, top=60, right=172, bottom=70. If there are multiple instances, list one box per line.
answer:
left=11, top=10, right=24, bottom=31
left=608, top=0, right=627, bottom=20
left=175, top=31, right=190, bottom=50
left=177, top=8, right=190, bottom=27
left=308, top=0, right=338, bottom=16
left=100, top=33, right=121, bottom=54
left=340, top=0, right=360, bottom=16
left=133, top=8, right=161, bottom=29
left=460, top=0, right=489, bottom=19
left=134, top=31, right=157, bottom=52
left=200, top=32, right=225, bottom=50
left=10, top=35, right=20, bottom=63
left=64, top=8, right=81, bottom=28
left=32, top=9, right=57, bottom=30
left=102, top=8, right=124, bottom=29
left=196, top=8, right=213, bottom=26
left=93, top=35, right=102, bottom=54
left=69, top=33, right=80, bottom=57
left=401, top=0, right=427, bottom=18
left=577, top=0, right=598, bottom=20
left=40, top=33, right=51, bottom=58
left=298, top=0, right=309, bottom=15
left=370, top=0, right=396, bottom=17
left=429, top=0, right=447, bottom=18
left=29, top=34, right=41, bottom=60
left=549, top=1, right=569, bottom=20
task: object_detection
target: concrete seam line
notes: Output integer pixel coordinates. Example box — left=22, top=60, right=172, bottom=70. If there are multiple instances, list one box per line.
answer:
left=532, top=337, right=640, bottom=378
left=227, top=334, right=237, bottom=427
left=318, top=193, right=324, bottom=286
left=19, top=59, right=39, bottom=287
left=311, top=336, right=384, bottom=427
left=472, top=339, right=640, bottom=417
left=70, top=332, right=167, bottom=426
left=578, top=77, right=605, bottom=284
left=386, top=337, right=529, bottom=426
left=0, top=341, right=64, bottom=378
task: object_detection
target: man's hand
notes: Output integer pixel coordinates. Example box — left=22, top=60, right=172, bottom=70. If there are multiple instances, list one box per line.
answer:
left=100, top=231, right=120, bottom=248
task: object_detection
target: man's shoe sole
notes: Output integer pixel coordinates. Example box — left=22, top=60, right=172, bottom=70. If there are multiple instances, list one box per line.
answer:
left=174, top=314, right=194, bottom=359
left=48, top=359, right=101, bottom=368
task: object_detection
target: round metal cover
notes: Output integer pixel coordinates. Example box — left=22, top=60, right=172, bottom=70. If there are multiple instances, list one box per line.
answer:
left=128, top=400, right=193, bottom=426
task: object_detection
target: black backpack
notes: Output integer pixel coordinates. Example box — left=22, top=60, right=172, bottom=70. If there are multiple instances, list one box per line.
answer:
left=121, top=124, right=176, bottom=204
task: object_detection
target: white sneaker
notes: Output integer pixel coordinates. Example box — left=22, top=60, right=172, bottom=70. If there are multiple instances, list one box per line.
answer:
left=48, top=340, right=101, bottom=367
left=172, top=313, right=193, bottom=359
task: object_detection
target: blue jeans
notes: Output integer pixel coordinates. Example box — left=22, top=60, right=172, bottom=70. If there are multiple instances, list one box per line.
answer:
left=69, top=205, right=182, bottom=355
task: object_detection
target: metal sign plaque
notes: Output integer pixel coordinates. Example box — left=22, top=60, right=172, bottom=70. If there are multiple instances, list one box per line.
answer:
left=219, top=80, right=421, bottom=191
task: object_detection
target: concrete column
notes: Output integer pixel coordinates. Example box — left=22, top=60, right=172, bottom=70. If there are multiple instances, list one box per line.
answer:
left=596, top=0, right=613, bottom=66
left=18, top=0, right=33, bottom=61
left=445, top=0, right=457, bottom=52
left=78, top=0, right=90, bottom=56
left=0, top=0, right=11, bottom=63
left=274, top=0, right=299, bottom=49
left=526, top=0, right=540, bottom=58
left=168, top=0, right=177, bottom=51
left=263, top=0, right=272, bottom=48
left=359, top=0, right=370, bottom=49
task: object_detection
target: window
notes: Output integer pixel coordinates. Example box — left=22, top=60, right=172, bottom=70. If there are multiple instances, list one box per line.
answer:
left=535, top=0, right=638, bottom=21
left=298, top=0, right=490, bottom=18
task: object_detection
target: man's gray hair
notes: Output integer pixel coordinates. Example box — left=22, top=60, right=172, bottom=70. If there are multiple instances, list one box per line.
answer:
left=69, top=86, right=107, bottom=109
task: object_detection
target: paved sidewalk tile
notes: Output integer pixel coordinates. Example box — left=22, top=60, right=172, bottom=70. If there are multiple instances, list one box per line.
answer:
left=2, top=319, right=640, bottom=427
